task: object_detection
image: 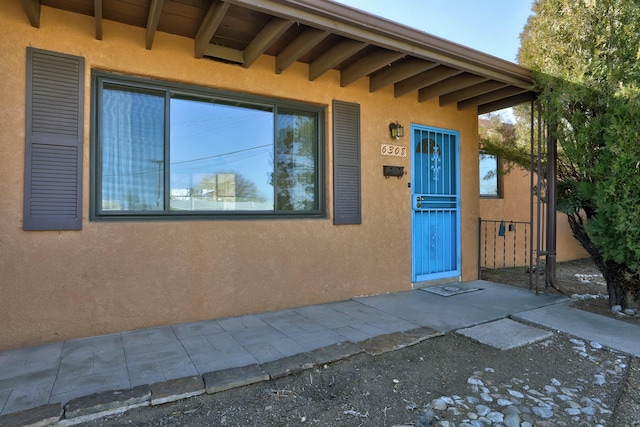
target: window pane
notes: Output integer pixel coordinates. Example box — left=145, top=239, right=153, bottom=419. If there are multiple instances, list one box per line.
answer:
left=479, top=153, right=499, bottom=197
left=101, top=87, right=165, bottom=211
left=275, top=111, right=318, bottom=211
left=169, top=98, right=274, bottom=211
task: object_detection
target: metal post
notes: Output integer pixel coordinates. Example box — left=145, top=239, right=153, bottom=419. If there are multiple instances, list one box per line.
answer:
left=535, top=107, right=543, bottom=294
left=546, top=132, right=561, bottom=292
left=528, top=100, right=535, bottom=290
left=478, top=217, right=482, bottom=280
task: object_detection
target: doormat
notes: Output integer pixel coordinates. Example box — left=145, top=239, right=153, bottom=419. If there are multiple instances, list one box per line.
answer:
left=422, top=283, right=482, bottom=297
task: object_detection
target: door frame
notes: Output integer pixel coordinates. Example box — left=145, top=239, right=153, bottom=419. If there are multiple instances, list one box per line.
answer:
left=410, top=124, right=462, bottom=284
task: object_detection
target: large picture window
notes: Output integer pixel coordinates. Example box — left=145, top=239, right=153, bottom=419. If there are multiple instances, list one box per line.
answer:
left=92, top=73, right=324, bottom=219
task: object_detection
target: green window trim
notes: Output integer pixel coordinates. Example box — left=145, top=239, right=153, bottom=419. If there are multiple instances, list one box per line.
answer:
left=90, top=72, right=325, bottom=221
left=479, top=151, right=501, bottom=198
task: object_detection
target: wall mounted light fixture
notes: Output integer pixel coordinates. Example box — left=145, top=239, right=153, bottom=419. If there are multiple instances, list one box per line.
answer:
left=389, top=121, right=404, bottom=139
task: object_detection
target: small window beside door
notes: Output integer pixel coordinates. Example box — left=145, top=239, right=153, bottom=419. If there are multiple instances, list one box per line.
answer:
left=479, top=152, right=500, bottom=198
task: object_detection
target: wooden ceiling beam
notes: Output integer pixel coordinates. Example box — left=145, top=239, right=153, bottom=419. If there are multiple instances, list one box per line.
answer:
left=394, top=65, right=462, bottom=98
left=194, top=0, right=230, bottom=58
left=203, top=44, right=244, bottom=63
left=146, top=0, right=164, bottom=49
left=457, top=86, right=529, bottom=110
left=224, top=0, right=533, bottom=89
left=418, top=73, right=487, bottom=102
left=276, top=28, right=330, bottom=74
left=439, top=81, right=507, bottom=106
left=20, top=0, right=40, bottom=28
left=309, top=38, right=367, bottom=81
left=340, top=49, right=404, bottom=87
left=94, top=0, right=103, bottom=40
left=477, top=92, right=536, bottom=115
left=369, top=58, right=437, bottom=93
left=243, top=17, right=292, bottom=68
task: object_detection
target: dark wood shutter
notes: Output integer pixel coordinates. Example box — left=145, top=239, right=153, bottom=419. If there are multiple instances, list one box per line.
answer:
left=332, top=100, right=361, bottom=225
left=24, top=48, right=84, bottom=230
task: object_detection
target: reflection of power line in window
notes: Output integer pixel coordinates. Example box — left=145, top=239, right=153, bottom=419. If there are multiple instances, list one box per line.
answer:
left=171, top=112, right=272, bottom=141
left=102, top=143, right=272, bottom=177
left=172, top=143, right=271, bottom=165
left=171, top=149, right=268, bottom=174
left=171, top=111, right=267, bottom=128
left=101, top=167, right=158, bottom=178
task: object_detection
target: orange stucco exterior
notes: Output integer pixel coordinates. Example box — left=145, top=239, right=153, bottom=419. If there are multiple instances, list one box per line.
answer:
left=1, top=3, right=483, bottom=349
left=480, top=166, right=588, bottom=266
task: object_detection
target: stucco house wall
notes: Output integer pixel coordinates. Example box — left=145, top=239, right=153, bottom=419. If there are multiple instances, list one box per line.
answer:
left=0, top=3, right=483, bottom=349
left=480, top=165, right=588, bottom=264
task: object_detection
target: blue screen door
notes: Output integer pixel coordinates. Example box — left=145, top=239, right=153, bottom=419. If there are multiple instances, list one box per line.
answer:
left=411, top=125, right=461, bottom=283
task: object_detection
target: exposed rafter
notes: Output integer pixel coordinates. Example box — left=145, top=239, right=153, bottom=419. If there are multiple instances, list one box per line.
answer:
left=94, top=0, right=103, bottom=40
left=395, top=66, right=462, bottom=98
left=244, top=18, right=292, bottom=68
left=20, top=0, right=536, bottom=112
left=340, top=50, right=404, bottom=87
left=276, top=28, right=330, bottom=74
left=146, top=0, right=164, bottom=50
left=369, top=58, right=437, bottom=93
left=457, top=86, right=528, bottom=110
left=20, top=0, right=40, bottom=28
left=224, top=0, right=533, bottom=90
left=439, top=81, right=507, bottom=107
left=478, top=92, right=535, bottom=115
left=194, top=0, right=230, bottom=59
left=418, top=73, right=487, bottom=103
left=203, top=44, right=244, bottom=63
left=309, top=39, right=367, bottom=81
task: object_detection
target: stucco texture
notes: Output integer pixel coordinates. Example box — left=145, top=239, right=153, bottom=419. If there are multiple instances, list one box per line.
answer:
left=479, top=166, right=588, bottom=266
left=1, top=2, right=480, bottom=349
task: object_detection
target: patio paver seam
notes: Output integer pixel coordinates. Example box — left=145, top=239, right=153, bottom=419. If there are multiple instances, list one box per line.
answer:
left=0, top=327, right=441, bottom=425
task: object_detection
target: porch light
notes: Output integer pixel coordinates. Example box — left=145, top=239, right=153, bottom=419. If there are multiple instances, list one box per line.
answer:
left=389, top=121, right=404, bottom=139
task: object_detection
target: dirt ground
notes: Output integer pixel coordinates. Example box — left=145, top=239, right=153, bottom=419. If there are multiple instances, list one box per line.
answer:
left=81, top=258, right=640, bottom=426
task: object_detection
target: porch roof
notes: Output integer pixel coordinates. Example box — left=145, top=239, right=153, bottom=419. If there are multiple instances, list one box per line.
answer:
left=21, top=0, right=536, bottom=113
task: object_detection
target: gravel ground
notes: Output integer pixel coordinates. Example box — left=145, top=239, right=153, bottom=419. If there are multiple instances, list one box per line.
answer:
left=79, top=258, right=640, bottom=427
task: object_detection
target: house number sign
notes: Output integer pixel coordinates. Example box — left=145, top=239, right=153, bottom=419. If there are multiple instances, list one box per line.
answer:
left=380, top=143, right=407, bottom=157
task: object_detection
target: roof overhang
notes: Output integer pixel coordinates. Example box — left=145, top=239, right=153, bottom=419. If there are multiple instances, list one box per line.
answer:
left=21, top=0, right=536, bottom=113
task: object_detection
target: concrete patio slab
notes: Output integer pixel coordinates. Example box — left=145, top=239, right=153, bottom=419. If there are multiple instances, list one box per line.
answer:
left=2, top=279, right=639, bottom=427
left=355, top=281, right=566, bottom=332
left=512, top=303, right=640, bottom=357
left=456, top=318, right=554, bottom=350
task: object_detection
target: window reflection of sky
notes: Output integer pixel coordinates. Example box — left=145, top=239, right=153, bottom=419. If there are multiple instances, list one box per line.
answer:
left=170, top=98, right=275, bottom=203
left=479, top=153, right=498, bottom=196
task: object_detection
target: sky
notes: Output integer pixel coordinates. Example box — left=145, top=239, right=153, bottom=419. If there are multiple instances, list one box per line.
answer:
left=333, top=0, right=534, bottom=64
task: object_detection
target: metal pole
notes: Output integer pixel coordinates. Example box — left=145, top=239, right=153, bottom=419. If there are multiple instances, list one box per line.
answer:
left=528, top=100, right=535, bottom=290
left=546, top=132, right=561, bottom=292
left=535, top=107, right=543, bottom=294
left=478, top=217, right=482, bottom=280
